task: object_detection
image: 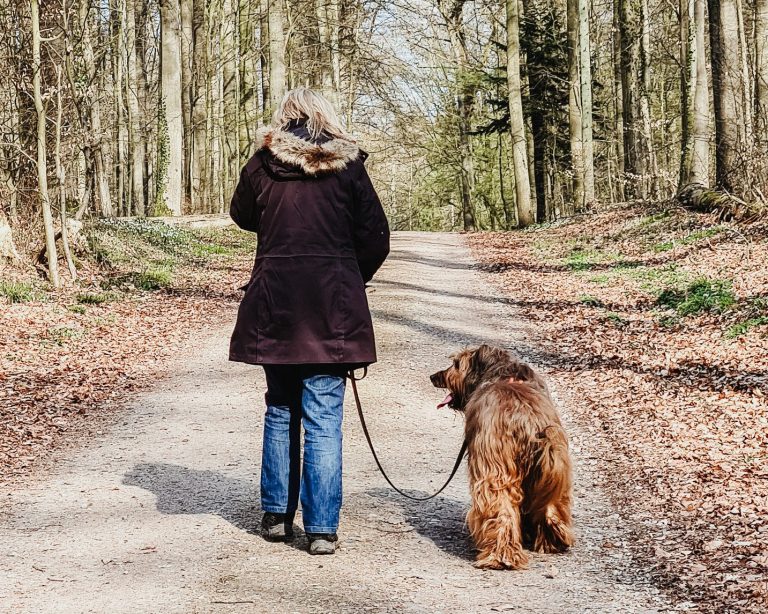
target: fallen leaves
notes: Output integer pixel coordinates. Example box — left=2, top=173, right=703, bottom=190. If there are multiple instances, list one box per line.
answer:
left=468, top=205, right=768, bottom=613
left=1, top=240, right=252, bottom=484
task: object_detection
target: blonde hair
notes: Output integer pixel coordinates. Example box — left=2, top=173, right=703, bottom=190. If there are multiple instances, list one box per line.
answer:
left=272, top=87, right=353, bottom=142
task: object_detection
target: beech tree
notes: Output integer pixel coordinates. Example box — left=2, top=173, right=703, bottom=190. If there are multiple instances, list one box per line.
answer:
left=507, top=0, right=534, bottom=226
left=2, top=0, right=768, bottom=273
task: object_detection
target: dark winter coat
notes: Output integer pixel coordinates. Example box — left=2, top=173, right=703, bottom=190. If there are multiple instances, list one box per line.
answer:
left=228, top=122, right=390, bottom=366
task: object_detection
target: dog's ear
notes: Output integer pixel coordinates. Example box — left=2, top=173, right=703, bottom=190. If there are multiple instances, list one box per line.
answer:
left=469, top=345, right=496, bottom=375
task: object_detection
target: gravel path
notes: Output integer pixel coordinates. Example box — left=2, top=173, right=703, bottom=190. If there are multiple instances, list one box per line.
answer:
left=1, top=232, right=679, bottom=613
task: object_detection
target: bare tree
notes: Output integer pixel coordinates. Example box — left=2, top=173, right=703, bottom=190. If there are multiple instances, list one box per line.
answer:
left=507, top=0, right=534, bottom=226
left=268, top=0, right=288, bottom=115
left=161, top=0, right=185, bottom=214
left=31, top=0, right=60, bottom=287
left=755, top=0, right=768, bottom=143
left=679, top=0, right=709, bottom=188
left=709, top=0, right=752, bottom=194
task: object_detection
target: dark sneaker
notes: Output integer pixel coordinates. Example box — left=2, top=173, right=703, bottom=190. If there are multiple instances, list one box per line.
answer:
left=261, top=512, right=294, bottom=542
left=306, top=533, right=338, bottom=555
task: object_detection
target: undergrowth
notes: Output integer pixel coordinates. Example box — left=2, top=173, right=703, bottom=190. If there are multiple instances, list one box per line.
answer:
left=0, top=281, right=36, bottom=303
left=656, top=279, right=736, bottom=316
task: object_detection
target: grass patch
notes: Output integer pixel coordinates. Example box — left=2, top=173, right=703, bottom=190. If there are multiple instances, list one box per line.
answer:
left=67, top=304, right=87, bottom=315
left=47, top=325, right=82, bottom=345
left=134, top=269, right=173, bottom=290
left=579, top=294, right=605, bottom=308
left=76, top=292, right=115, bottom=305
left=726, top=317, right=768, bottom=339
left=563, top=247, right=617, bottom=271
left=656, top=279, right=736, bottom=316
left=603, top=312, right=628, bottom=325
left=0, top=281, right=35, bottom=303
left=652, top=241, right=674, bottom=253
left=85, top=219, right=253, bottom=274
left=637, top=210, right=672, bottom=227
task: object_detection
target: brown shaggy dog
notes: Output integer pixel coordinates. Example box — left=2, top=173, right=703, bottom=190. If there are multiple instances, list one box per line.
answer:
left=430, top=345, right=574, bottom=570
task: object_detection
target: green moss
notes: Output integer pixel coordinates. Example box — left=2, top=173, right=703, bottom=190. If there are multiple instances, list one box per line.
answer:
left=67, top=304, right=87, bottom=315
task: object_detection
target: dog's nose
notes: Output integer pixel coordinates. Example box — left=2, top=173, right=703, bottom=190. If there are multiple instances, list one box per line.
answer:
left=430, top=371, right=442, bottom=386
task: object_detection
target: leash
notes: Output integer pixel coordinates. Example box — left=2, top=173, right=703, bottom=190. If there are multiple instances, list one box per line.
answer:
left=347, top=368, right=468, bottom=501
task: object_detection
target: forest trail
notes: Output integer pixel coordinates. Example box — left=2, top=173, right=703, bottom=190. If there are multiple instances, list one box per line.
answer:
left=1, top=233, right=677, bottom=613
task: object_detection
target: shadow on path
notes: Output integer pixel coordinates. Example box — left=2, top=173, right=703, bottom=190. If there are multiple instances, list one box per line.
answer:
left=365, top=487, right=474, bottom=562
left=123, top=463, right=317, bottom=552
left=123, top=463, right=261, bottom=534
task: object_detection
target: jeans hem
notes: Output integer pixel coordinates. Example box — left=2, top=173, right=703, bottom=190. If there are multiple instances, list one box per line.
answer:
left=262, top=506, right=296, bottom=515
left=304, top=525, right=338, bottom=534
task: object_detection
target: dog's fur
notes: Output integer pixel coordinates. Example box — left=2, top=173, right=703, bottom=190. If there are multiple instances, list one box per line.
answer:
left=431, top=345, right=574, bottom=569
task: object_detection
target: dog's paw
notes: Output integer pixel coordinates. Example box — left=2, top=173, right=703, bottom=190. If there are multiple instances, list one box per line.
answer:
left=474, top=549, right=529, bottom=570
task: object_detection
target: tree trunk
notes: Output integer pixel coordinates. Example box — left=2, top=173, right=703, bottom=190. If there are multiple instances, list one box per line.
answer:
left=161, top=0, right=185, bottom=215
left=268, top=0, right=287, bottom=116
left=619, top=0, right=653, bottom=199
left=222, top=0, right=239, bottom=197
left=709, top=0, right=752, bottom=193
left=181, top=0, right=194, bottom=204
left=126, top=0, right=146, bottom=216
left=578, top=0, right=595, bottom=206
left=612, top=0, right=625, bottom=202
left=441, top=1, right=477, bottom=231
left=112, top=0, right=131, bottom=217
left=679, top=0, right=710, bottom=188
left=31, top=0, right=60, bottom=287
left=567, top=0, right=583, bottom=212
left=315, top=0, right=336, bottom=98
left=506, top=0, right=534, bottom=226
left=757, top=0, right=768, bottom=142
left=191, top=0, right=209, bottom=211
left=55, top=68, right=77, bottom=279
left=81, top=3, right=113, bottom=217
left=259, top=0, right=271, bottom=121
left=0, top=212, right=18, bottom=261
left=239, top=0, right=260, bottom=156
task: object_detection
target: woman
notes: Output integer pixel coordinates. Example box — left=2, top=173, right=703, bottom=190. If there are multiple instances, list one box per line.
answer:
left=229, top=88, right=390, bottom=555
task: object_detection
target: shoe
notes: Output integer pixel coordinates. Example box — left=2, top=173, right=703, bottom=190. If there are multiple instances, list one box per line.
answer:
left=261, top=512, right=294, bottom=542
left=306, top=533, right=338, bottom=555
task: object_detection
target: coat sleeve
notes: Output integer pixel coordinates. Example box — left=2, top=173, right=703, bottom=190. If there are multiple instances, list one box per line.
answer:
left=352, top=162, right=390, bottom=283
left=229, top=163, right=261, bottom=233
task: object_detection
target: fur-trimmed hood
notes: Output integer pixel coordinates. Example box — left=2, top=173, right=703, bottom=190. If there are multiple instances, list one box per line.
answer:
left=255, top=125, right=361, bottom=176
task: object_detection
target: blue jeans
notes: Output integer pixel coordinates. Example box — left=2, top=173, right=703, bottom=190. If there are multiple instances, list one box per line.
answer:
left=260, top=365, right=346, bottom=534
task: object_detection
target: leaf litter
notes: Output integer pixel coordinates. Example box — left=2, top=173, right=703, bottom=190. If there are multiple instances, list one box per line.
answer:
left=467, top=204, right=768, bottom=613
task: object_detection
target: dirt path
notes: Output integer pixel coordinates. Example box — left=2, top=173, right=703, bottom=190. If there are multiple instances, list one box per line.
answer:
left=1, top=232, right=678, bottom=613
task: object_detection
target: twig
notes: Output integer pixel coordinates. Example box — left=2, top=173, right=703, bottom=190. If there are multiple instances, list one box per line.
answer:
left=211, top=601, right=255, bottom=605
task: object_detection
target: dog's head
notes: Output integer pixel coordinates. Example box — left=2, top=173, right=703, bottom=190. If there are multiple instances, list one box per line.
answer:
left=430, top=344, right=514, bottom=411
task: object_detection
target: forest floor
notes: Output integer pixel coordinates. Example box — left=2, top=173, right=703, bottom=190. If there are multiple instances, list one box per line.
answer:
left=468, top=204, right=768, bottom=613
left=1, top=229, right=682, bottom=613
left=1, top=217, right=255, bottom=481
left=0, top=213, right=764, bottom=612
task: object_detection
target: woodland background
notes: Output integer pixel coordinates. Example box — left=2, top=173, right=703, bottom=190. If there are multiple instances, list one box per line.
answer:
left=1, top=1, right=767, bottom=610
left=1, top=0, right=768, bottom=286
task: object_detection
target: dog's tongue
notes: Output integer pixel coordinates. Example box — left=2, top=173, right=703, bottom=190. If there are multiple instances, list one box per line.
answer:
left=437, top=393, right=453, bottom=409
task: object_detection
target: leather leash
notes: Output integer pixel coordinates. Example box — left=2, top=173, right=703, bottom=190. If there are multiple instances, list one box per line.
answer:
left=347, top=368, right=468, bottom=501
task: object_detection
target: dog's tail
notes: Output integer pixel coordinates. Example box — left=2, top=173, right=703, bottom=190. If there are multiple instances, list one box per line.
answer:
left=526, top=424, right=574, bottom=551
